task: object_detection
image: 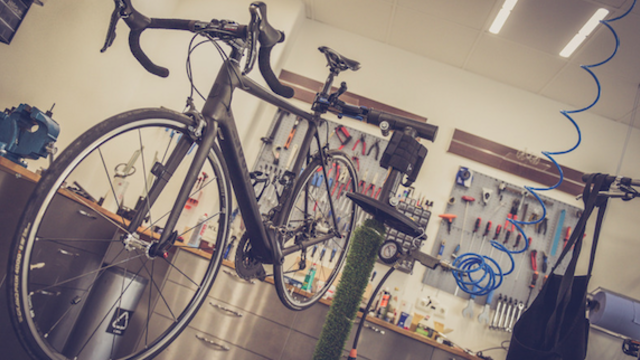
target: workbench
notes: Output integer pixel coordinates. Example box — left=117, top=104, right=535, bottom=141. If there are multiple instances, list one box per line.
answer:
left=0, top=157, right=480, bottom=360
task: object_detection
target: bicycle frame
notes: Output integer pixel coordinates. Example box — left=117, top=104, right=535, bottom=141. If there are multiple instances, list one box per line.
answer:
left=140, top=49, right=340, bottom=265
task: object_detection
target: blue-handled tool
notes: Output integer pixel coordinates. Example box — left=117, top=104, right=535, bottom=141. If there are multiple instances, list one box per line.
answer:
left=550, top=209, right=566, bottom=256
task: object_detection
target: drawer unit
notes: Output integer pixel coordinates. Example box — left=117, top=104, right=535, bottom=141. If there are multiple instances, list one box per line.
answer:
left=156, top=279, right=292, bottom=360
left=149, top=314, right=269, bottom=360
left=431, top=348, right=468, bottom=360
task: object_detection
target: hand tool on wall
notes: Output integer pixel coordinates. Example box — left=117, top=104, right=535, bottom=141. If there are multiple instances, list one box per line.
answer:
left=478, top=221, right=492, bottom=253
left=261, top=109, right=287, bottom=144
left=524, top=250, right=539, bottom=308
left=335, top=125, right=352, bottom=149
left=536, top=216, right=547, bottom=235
left=459, top=195, right=476, bottom=247
left=272, top=145, right=282, bottom=165
left=284, top=117, right=300, bottom=149
left=550, top=209, right=566, bottom=256
left=563, top=226, right=572, bottom=250
left=351, top=133, right=366, bottom=155
left=490, top=294, right=503, bottom=329
left=498, top=297, right=511, bottom=330
left=367, top=139, right=380, bottom=160
left=436, top=240, right=446, bottom=260
left=462, top=288, right=477, bottom=318
left=508, top=301, right=523, bottom=332
left=438, top=214, right=457, bottom=234
left=470, top=217, right=481, bottom=244
left=488, top=224, right=502, bottom=258
left=481, top=187, right=493, bottom=206
left=478, top=290, right=494, bottom=325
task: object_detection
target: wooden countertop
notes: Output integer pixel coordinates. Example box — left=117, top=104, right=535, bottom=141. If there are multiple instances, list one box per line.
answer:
left=1, top=157, right=480, bottom=360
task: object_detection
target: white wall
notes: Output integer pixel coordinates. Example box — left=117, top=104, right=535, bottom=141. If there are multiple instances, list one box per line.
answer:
left=2, top=1, right=639, bottom=358
left=283, top=19, right=640, bottom=359
left=0, top=0, right=304, bottom=164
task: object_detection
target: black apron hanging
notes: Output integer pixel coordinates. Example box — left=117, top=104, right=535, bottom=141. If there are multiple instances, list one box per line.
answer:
left=506, top=174, right=610, bottom=360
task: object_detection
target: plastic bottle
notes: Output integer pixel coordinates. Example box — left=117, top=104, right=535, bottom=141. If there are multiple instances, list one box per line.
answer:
left=187, top=213, right=208, bottom=248
left=385, top=287, right=399, bottom=323
left=376, top=288, right=390, bottom=319
left=301, top=263, right=317, bottom=291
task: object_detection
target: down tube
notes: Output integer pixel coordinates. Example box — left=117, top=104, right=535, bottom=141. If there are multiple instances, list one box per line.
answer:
left=213, top=109, right=274, bottom=263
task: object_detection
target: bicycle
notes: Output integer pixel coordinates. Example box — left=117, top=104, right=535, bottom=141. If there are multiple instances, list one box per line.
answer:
left=7, top=1, right=436, bottom=359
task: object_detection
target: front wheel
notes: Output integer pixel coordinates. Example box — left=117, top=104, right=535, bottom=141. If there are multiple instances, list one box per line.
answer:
left=7, top=108, right=231, bottom=360
left=273, top=151, right=358, bottom=310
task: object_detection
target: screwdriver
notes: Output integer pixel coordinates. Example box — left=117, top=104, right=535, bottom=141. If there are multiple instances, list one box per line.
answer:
left=525, top=250, right=539, bottom=308
left=488, top=224, right=502, bottom=258
left=470, top=217, right=481, bottom=243
left=478, top=221, right=492, bottom=253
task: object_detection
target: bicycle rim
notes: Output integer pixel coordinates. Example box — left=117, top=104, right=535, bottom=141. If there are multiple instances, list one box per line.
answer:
left=7, top=108, right=231, bottom=360
left=274, top=151, right=358, bottom=310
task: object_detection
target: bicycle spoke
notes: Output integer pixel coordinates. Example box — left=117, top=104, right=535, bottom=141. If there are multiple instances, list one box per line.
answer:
left=136, top=255, right=179, bottom=323
left=138, top=129, right=156, bottom=228
left=98, top=148, right=129, bottom=228
left=161, top=256, right=202, bottom=288
left=31, top=254, right=145, bottom=293
left=140, top=176, right=220, bottom=235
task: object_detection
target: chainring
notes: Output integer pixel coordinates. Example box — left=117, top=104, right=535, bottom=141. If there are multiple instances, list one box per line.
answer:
left=234, top=232, right=266, bottom=281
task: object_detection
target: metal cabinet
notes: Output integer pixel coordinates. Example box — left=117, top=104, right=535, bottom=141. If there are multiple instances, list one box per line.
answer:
left=431, top=348, right=468, bottom=360
left=154, top=250, right=446, bottom=360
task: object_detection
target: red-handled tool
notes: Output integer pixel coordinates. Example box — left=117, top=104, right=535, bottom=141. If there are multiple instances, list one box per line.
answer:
left=284, top=117, right=300, bottom=149
left=439, top=214, right=457, bottom=234
left=525, top=250, right=539, bottom=308
left=563, top=226, right=572, bottom=249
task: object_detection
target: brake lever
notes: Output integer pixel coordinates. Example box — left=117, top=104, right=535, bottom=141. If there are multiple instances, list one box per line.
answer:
left=243, top=8, right=259, bottom=75
left=101, top=0, right=127, bottom=53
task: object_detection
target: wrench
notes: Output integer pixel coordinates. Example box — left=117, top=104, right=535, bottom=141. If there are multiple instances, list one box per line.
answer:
left=478, top=289, right=494, bottom=325
left=498, top=297, right=512, bottom=330
left=490, top=294, right=503, bottom=329
left=514, top=301, right=525, bottom=326
left=505, top=298, right=518, bottom=332
left=507, top=300, right=523, bottom=332
left=462, top=285, right=478, bottom=318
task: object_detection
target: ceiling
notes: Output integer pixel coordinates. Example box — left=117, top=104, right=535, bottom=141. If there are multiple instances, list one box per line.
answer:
left=301, top=0, right=640, bottom=128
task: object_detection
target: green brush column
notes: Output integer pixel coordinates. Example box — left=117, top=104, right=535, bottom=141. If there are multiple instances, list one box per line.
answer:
left=313, top=218, right=386, bottom=360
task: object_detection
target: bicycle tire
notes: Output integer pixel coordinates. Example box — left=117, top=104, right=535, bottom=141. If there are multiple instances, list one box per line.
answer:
left=7, top=108, right=231, bottom=360
left=273, top=150, right=358, bottom=310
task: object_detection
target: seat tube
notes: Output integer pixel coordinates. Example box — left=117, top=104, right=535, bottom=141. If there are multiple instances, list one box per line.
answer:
left=202, top=59, right=275, bottom=261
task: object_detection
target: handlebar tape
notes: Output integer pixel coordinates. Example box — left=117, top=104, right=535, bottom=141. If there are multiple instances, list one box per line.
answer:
left=367, top=109, right=438, bottom=142
left=127, top=18, right=196, bottom=78
left=258, top=36, right=294, bottom=99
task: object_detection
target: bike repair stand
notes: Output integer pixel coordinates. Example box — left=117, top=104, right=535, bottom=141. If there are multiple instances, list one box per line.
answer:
left=313, top=126, right=448, bottom=360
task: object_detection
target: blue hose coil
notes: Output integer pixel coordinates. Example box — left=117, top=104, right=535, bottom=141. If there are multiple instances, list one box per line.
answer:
left=451, top=1, right=636, bottom=296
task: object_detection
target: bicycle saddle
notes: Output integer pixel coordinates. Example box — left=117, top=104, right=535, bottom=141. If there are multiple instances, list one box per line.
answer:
left=319, top=46, right=360, bottom=72
left=346, top=192, right=422, bottom=237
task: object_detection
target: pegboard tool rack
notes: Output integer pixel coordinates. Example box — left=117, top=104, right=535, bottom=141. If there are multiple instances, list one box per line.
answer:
left=423, top=169, right=583, bottom=311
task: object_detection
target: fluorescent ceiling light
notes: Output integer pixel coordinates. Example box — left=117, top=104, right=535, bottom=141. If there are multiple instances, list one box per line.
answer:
left=489, top=0, right=519, bottom=34
left=560, top=8, right=610, bottom=58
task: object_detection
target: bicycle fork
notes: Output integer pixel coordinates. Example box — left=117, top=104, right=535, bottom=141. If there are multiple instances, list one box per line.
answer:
left=125, top=119, right=219, bottom=258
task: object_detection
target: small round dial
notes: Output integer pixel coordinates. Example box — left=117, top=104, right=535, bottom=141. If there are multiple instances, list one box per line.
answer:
left=378, top=240, right=402, bottom=264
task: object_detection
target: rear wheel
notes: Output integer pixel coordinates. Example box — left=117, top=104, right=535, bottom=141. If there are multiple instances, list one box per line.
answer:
left=273, top=151, right=358, bottom=310
left=7, top=108, right=231, bottom=360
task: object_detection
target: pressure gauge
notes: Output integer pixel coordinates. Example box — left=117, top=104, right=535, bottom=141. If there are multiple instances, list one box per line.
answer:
left=378, top=240, right=402, bottom=264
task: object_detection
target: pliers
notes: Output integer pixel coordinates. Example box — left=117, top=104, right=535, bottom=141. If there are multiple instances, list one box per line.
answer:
left=352, top=133, right=366, bottom=155
left=367, top=139, right=381, bottom=160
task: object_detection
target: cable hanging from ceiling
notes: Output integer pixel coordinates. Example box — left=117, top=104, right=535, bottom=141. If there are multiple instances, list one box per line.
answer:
left=450, top=0, right=637, bottom=296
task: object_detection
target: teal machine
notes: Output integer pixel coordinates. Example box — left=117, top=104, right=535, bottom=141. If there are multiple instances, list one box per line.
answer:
left=0, top=103, right=60, bottom=167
